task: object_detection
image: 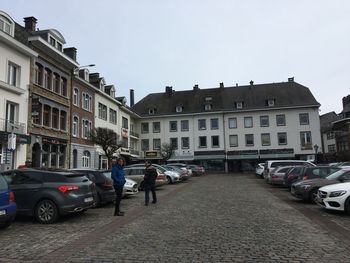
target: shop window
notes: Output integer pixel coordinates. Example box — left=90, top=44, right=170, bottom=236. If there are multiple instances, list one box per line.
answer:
left=82, top=151, right=91, bottom=168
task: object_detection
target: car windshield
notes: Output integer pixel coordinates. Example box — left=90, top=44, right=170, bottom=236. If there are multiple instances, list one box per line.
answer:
left=326, top=169, right=348, bottom=180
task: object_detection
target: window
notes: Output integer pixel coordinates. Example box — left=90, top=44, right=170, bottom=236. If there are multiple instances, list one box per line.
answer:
left=6, top=102, right=17, bottom=123
left=153, top=139, right=161, bottom=150
left=73, top=88, right=79, bottom=106
left=61, top=77, right=67, bottom=97
left=53, top=73, right=60, bottom=93
left=141, top=139, right=149, bottom=151
left=176, top=106, right=183, bottom=112
left=199, top=136, right=207, bottom=148
left=82, top=151, right=91, bottom=168
left=44, top=68, right=52, bottom=90
left=170, top=138, right=178, bottom=149
left=181, top=120, right=189, bottom=131
left=82, top=119, right=92, bottom=139
left=49, top=36, right=56, bottom=47
left=98, top=103, right=107, bottom=120
left=229, top=135, right=238, bottom=147
left=261, top=133, right=270, bottom=146
left=276, top=114, right=286, bottom=126
left=204, top=104, right=212, bottom=111
left=141, top=123, right=149, bottom=134
left=43, top=105, right=51, bottom=127
left=148, top=108, right=156, bottom=115
left=260, top=116, right=269, bottom=127
left=52, top=108, right=59, bottom=129
left=266, top=99, right=275, bottom=107
left=245, top=134, right=254, bottom=146
left=244, top=117, right=253, bottom=128
left=0, top=15, right=12, bottom=35
left=72, top=149, right=78, bottom=168
left=228, top=118, right=237, bottom=129
left=82, top=93, right=92, bottom=111
left=60, top=111, right=67, bottom=131
left=109, top=109, right=117, bottom=124
left=211, top=118, right=219, bottom=130
left=278, top=132, right=287, bottom=145
left=32, top=101, right=42, bottom=125
left=72, top=116, right=79, bottom=137
left=34, top=63, right=43, bottom=86
left=122, top=117, right=128, bottom=129
left=328, top=144, right=336, bottom=153
left=327, top=132, right=335, bottom=140
left=57, top=42, right=62, bottom=52
left=181, top=137, right=189, bottom=149
left=153, top=122, right=160, bottom=133
left=7, top=62, right=20, bottom=87
left=198, top=119, right=206, bottom=130
left=235, top=102, right=243, bottom=109
left=299, top=113, right=309, bottom=125
left=169, top=121, right=177, bottom=132
left=300, top=131, right=312, bottom=149
left=212, top=136, right=219, bottom=147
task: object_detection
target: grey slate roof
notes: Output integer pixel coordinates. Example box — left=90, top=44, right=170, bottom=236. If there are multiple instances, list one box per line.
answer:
left=320, top=111, right=340, bottom=132
left=132, top=81, right=320, bottom=117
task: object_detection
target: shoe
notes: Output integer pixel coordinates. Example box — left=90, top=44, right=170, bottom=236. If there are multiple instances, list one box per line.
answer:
left=145, top=203, right=149, bottom=206
left=152, top=201, right=157, bottom=204
left=114, top=211, right=125, bottom=216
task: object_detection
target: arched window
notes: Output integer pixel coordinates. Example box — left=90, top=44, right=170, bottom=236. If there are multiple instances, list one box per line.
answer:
left=82, top=151, right=91, bottom=168
left=0, top=12, right=14, bottom=36
left=34, top=63, right=43, bottom=86
left=73, top=88, right=79, bottom=106
left=72, top=116, right=79, bottom=137
left=72, top=149, right=78, bottom=168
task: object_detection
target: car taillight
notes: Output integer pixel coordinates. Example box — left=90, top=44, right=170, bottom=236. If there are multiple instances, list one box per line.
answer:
left=303, top=176, right=309, bottom=180
left=102, top=180, right=113, bottom=187
left=58, top=185, right=80, bottom=194
left=9, top=191, right=15, bottom=203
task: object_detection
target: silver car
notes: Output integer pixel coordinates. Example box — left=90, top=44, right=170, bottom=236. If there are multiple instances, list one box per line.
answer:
left=102, top=171, right=138, bottom=197
left=128, top=164, right=181, bottom=184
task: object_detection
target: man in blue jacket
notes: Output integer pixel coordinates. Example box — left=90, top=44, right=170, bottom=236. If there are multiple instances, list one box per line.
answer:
left=111, top=157, right=126, bottom=216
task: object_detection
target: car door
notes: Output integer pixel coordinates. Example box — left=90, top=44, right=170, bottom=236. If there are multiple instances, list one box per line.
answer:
left=6, top=171, right=43, bottom=213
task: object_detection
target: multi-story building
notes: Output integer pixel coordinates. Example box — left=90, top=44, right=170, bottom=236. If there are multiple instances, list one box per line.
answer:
left=333, top=95, right=350, bottom=161
left=16, top=16, right=79, bottom=168
left=70, top=69, right=96, bottom=168
left=0, top=11, right=37, bottom=170
left=320, top=111, right=339, bottom=160
left=131, top=79, right=322, bottom=172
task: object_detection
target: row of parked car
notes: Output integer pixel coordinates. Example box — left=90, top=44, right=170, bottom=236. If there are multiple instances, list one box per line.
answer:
left=0, top=163, right=205, bottom=228
left=256, top=160, right=350, bottom=213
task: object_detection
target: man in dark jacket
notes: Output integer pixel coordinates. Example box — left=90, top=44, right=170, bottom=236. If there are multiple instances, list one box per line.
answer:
left=144, top=160, right=158, bottom=206
left=111, top=157, right=126, bottom=216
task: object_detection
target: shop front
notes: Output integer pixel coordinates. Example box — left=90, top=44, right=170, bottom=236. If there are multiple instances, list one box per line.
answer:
left=194, top=151, right=226, bottom=172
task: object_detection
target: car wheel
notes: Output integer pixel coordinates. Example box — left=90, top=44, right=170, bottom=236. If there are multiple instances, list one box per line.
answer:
left=35, top=199, right=59, bottom=224
left=309, top=189, right=318, bottom=204
left=345, top=197, right=350, bottom=215
left=167, top=176, right=173, bottom=184
left=95, top=193, right=101, bottom=207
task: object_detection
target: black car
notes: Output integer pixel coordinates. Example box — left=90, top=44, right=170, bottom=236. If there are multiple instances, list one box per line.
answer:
left=1, top=169, right=96, bottom=224
left=71, top=169, right=115, bottom=206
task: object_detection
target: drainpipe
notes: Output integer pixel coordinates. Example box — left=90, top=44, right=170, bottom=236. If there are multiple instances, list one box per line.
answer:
left=223, top=112, right=228, bottom=173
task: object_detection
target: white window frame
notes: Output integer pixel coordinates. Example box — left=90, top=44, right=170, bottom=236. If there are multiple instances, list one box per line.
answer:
left=82, top=93, right=92, bottom=112
left=198, top=119, right=206, bottom=130
left=109, top=109, right=117, bottom=124
left=261, top=133, right=271, bottom=146
left=210, top=118, right=219, bottom=130
left=244, top=117, right=253, bottom=128
left=229, top=135, right=238, bottom=147
left=7, top=61, right=20, bottom=87
left=176, top=106, right=183, bottom=112
left=153, top=138, right=161, bottom=150
left=181, top=137, right=189, bottom=149
left=72, top=116, right=79, bottom=137
left=73, top=88, right=79, bottom=106
left=82, top=151, right=91, bottom=168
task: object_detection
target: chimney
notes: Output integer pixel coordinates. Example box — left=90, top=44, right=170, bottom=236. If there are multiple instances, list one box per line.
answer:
left=63, top=47, right=77, bottom=61
left=343, top=95, right=350, bottom=108
left=24, top=16, right=37, bottom=31
left=130, top=89, right=135, bottom=107
left=288, top=77, right=294, bottom=82
left=165, top=86, right=173, bottom=95
left=193, top=84, right=199, bottom=91
left=219, top=82, right=224, bottom=88
left=236, top=83, right=238, bottom=87
left=250, top=80, right=254, bottom=86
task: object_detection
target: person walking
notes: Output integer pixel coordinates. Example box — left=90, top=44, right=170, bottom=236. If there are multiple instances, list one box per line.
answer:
left=144, top=160, right=158, bottom=206
left=111, top=157, right=126, bottom=216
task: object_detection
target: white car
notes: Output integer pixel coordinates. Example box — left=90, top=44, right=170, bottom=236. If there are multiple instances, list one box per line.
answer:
left=317, top=181, right=350, bottom=214
left=255, top=163, right=265, bottom=178
left=123, top=178, right=139, bottom=197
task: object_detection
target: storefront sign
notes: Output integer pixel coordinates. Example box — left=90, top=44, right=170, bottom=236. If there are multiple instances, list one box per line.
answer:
left=145, top=151, right=158, bottom=157
left=0, top=131, right=31, bottom=145
left=259, top=149, right=294, bottom=155
left=42, top=137, right=66, bottom=145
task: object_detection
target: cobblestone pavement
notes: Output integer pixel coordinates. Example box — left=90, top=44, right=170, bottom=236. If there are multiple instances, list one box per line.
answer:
left=2, top=174, right=350, bottom=262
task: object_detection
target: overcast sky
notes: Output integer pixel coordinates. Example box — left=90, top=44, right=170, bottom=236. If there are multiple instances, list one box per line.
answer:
left=3, top=0, right=350, bottom=114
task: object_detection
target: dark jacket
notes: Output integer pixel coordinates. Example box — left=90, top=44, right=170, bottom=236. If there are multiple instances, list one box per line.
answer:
left=111, top=164, right=126, bottom=187
left=144, top=165, right=158, bottom=184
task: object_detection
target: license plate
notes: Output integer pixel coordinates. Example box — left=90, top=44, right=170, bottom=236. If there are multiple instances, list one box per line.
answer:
left=84, top=197, right=93, bottom=203
left=0, top=210, right=6, bottom=216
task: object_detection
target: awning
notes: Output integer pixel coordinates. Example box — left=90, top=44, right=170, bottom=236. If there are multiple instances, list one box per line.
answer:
left=168, top=155, right=194, bottom=161
left=194, top=155, right=225, bottom=160
left=227, top=155, right=259, bottom=160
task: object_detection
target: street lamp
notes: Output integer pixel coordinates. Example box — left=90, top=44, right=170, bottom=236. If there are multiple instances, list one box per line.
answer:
left=314, top=144, right=319, bottom=164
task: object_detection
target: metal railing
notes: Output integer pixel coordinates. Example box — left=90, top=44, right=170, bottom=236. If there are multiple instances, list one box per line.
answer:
left=0, top=118, right=26, bottom=134
left=130, top=149, right=140, bottom=155
left=129, top=130, right=139, bottom=138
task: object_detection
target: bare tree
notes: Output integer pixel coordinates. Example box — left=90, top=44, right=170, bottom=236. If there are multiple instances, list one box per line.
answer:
left=161, top=142, right=175, bottom=162
left=90, top=127, right=120, bottom=167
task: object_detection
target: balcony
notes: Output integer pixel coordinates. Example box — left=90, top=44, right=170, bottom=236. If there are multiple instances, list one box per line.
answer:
left=0, top=118, right=26, bottom=134
left=129, top=130, right=139, bottom=138
left=130, top=149, right=140, bottom=156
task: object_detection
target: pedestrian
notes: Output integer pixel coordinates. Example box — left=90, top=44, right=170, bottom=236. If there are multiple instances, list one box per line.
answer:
left=144, top=160, right=158, bottom=206
left=111, top=157, right=126, bottom=216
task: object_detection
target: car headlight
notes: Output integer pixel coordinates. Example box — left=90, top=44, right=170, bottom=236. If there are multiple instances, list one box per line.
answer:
left=329, top=190, right=347, bottom=197
left=300, top=184, right=311, bottom=190
left=125, top=182, right=132, bottom=187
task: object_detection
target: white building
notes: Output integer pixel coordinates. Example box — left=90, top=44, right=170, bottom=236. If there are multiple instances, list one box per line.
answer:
left=0, top=11, right=37, bottom=170
left=131, top=79, right=322, bottom=172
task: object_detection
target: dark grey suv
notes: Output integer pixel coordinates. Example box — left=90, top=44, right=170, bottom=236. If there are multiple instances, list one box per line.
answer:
left=1, top=169, right=96, bottom=224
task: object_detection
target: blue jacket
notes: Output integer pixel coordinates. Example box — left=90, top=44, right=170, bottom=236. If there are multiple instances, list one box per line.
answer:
left=111, top=164, right=126, bottom=187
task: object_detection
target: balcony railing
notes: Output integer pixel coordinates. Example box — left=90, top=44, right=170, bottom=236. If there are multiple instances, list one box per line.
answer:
left=0, top=118, right=26, bottom=134
left=129, top=130, right=139, bottom=138
left=130, top=149, right=140, bottom=155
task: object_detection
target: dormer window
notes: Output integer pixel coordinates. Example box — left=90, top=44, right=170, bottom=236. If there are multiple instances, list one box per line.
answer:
left=84, top=69, right=89, bottom=82
left=57, top=42, right=62, bottom=51
left=110, top=87, right=115, bottom=98
left=100, top=80, right=105, bottom=91
left=204, top=104, right=212, bottom=111
left=48, top=34, right=63, bottom=51
left=235, top=102, right=243, bottom=109
left=266, top=99, right=275, bottom=107
left=0, top=12, right=15, bottom=36
left=176, top=106, right=183, bottom=113
left=149, top=108, right=156, bottom=115
left=49, top=36, right=56, bottom=47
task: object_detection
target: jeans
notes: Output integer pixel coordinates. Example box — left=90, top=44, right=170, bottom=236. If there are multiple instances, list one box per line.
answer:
left=144, top=182, right=157, bottom=205
left=114, top=185, right=123, bottom=213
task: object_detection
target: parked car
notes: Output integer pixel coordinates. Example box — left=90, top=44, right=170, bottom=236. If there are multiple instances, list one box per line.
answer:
left=123, top=166, right=168, bottom=190
left=255, top=163, right=265, bottom=178
left=70, top=169, right=115, bottom=206
left=0, top=174, right=16, bottom=229
left=264, top=160, right=315, bottom=180
left=101, top=170, right=139, bottom=197
left=163, top=165, right=191, bottom=181
left=283, top=164, right=323, bottom=188
left=317, top=181, right=350, bottom=214
left=0, top=169, right=96, bottom=224
left=268, top=166, right=294, bottom=185
left=292, top=168, right=350, bottom=203
left=128, top=164, right=181, bottom=184
left=167, top=163, right=193, bottom=176
left=187, top=164, right=205, bottom=176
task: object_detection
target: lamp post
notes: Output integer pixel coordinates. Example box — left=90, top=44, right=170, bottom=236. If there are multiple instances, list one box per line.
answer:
left=313, top=144, right=319, bottom=164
